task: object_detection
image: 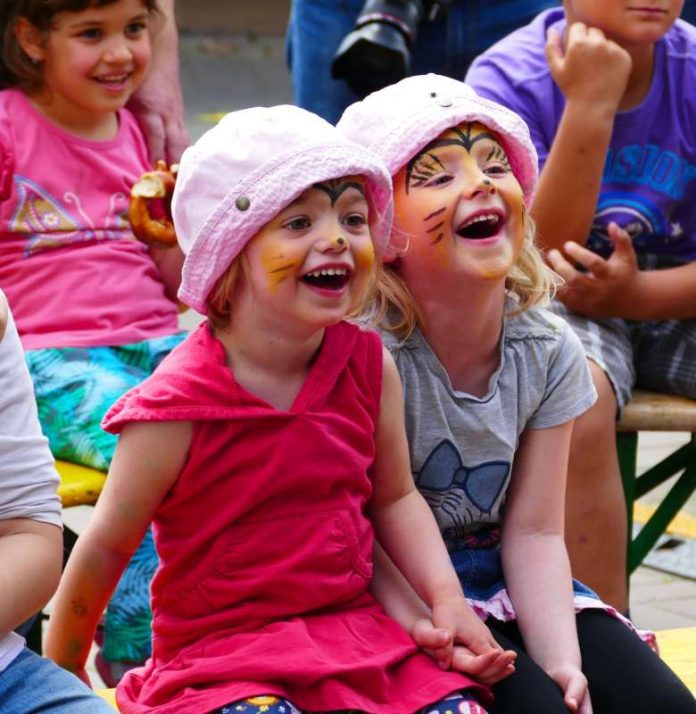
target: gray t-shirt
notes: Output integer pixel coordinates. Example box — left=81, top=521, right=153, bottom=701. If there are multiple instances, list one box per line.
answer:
left=381, top=305, right=597, bottom=550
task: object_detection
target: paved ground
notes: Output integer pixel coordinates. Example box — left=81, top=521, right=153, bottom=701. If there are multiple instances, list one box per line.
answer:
left=61, top=28, right=696, bottom=688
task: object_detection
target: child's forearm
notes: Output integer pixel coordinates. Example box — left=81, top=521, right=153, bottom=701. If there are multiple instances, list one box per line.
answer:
left=617, top=264, right=696, bottom=320
left=371, top=489, right=463, bottom=609
left=502, top=532, right=581, bottom=673
left=0, top=520, right=62, bottom=634
left=44, top=536, right=132, bottom=671
left=370, top=541, right=431, bottom=631
left=532, top=99, right=615, bottom=252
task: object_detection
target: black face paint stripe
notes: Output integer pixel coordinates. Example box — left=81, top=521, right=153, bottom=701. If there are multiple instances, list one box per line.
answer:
left=313, top=179, right=365, bottom=205
left=430, top=233, right=444, bottom=244
left=486, top=144, right=512, bottom=170
left=426, top=221, right=445, bottom=233
left=424, top=207, right=446, bottom=221
left=405, top=152, right=446, bottom=193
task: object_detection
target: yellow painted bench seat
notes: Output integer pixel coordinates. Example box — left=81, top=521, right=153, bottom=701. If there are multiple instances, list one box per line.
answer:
left=55, top=460, right=107, bottom=508
left=96, top=687, right=118, bottom=709
left=94, top=627, right=696, bottom=710
left=657, top=626, right=696, bottom=695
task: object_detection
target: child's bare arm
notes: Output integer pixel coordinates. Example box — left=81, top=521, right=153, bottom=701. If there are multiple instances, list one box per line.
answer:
left=502, top=422, right=591, bottom=713
left=369, top=348, right=510, bottom=669
left=0, top=518, right=62, bottom=635
left=531, top=23, right=631, bottom=252
left=548, top=223, right=696, bottom=320
left=44, top=420, right=190, bottom=680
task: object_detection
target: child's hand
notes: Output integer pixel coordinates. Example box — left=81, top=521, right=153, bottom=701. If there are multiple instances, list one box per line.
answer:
left=545, top=23, right=631, bottom=113
left=431, top=598, right=516, bottom=683
left=411, top=618, right=454, bottom=669
left=411, top=616, right=515, bottom=684
left=547, top=222, right=641, bottom=319
left=548, top=663, right=593, bottom=714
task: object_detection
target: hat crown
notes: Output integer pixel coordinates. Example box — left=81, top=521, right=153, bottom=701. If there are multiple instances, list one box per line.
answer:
left=338, top=73, right=538, bottom=204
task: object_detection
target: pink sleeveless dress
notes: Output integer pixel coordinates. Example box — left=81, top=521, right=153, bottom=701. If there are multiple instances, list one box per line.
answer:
left=103, top=320, right=487, bottom=714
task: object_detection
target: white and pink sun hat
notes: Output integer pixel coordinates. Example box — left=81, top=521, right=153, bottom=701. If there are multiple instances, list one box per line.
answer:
left=337, top=74, right=538, bottom=207
left=173, top=105, right=393, bottom=314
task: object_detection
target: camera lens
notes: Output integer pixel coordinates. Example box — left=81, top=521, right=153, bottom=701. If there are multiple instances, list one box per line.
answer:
left=331, top=0, right=425, bottom=96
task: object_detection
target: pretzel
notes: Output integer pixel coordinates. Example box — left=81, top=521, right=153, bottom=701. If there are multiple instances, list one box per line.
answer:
left=128, top=160, right=178, bottom=248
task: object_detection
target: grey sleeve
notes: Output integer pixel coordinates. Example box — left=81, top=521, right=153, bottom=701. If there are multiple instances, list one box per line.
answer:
left=526, top=322, right=597, bottom=430
left=0, top=299, right=61, bottom=527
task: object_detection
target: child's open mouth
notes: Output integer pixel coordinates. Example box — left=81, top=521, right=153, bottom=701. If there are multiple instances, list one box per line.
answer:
left=302, top=267, right=351, bottom=291
left=456, top=213, right=502, bottom=240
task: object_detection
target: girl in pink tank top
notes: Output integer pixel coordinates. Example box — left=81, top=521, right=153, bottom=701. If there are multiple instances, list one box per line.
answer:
left=43, top=106, right=501, bottom=713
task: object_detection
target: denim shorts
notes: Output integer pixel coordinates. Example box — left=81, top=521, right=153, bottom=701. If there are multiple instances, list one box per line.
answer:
left=0, top=647, right=114, bottom=714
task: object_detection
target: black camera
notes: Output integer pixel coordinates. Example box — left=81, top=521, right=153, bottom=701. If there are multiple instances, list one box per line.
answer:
left=331, top=0, right=455, bottom=97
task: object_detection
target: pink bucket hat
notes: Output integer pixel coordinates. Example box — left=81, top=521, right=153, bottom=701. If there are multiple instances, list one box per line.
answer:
left=337, top=74, right=538, bottom=206
left=173, top=105, right=393, bottom=314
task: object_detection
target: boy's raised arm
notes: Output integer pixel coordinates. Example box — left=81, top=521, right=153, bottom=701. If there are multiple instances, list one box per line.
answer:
left=531, top=23, right=631, bottom=252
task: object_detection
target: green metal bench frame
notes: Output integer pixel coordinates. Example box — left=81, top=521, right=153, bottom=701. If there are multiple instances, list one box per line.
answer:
left=617, top=391, right=696, bottom=574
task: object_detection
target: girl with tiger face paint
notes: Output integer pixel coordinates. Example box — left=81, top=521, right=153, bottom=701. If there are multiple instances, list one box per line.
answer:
left=338, top=75, right=695, bottom=714
left=46, top=105, right=494, bottom=714
left=393, top=121, right=527, bottom=291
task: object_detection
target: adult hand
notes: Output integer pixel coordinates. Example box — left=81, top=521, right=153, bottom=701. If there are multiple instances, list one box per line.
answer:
left=431, top=597, right=516, bottom=683
left=129, top=0, right=189, bottom=164
left=547, top=222, right=642, bottom=319
left=546, top=22, right=631, bottom=113
left=548, top=663, right=593, bottom=713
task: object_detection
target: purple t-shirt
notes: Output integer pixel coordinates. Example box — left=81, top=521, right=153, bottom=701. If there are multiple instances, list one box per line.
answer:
left=465, top=9, right=696, bottom=263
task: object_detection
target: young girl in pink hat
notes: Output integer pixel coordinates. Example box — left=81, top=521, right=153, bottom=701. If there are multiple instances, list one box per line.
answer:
left=44, top=104, right=494, bottom=714
left=339, top=74, right=696, bottom=713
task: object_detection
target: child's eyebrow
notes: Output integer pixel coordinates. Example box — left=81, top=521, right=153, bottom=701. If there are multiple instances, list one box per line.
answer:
left=67, top=11, right=149, bottom=28
left=312, top=179, right=365, bottom=206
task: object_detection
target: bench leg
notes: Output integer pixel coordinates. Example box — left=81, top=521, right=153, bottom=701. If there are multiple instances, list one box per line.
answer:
left=618, top=432, right=696, bottom=574
left=617, top=432, right=638, bottom=576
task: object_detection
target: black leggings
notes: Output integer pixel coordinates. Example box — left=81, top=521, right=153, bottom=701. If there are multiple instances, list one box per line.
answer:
left=487, top=610, right=696, bottom=713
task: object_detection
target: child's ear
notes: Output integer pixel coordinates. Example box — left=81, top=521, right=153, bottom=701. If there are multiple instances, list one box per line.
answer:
left=14, top=18, right=45, bottom=64
left=382, top=244, right=399, bottom=264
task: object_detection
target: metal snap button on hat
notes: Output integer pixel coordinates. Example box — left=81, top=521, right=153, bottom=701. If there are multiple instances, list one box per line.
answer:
left=235, top=196, right=251, bottom=211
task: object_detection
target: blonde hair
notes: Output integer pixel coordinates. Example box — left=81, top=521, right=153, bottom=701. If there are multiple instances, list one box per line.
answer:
left=371, top=216, right=559, bottom=341
left=206, top=255, right=250, bottom=329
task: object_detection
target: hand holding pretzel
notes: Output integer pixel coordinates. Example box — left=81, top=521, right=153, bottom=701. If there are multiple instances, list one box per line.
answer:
left=128, top=160, right=178, bottom=248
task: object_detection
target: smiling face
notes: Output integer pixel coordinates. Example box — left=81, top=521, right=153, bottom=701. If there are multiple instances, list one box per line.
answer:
left=563, top=0, right=683, bottom=45
left=392, top=121, right=526, bottom=290
left=20, top=0, right=152, bottom=131
left=238, top=178, right=375, bottom=333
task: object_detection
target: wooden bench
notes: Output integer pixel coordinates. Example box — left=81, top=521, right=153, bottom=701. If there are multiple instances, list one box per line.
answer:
left=93, top=627, right=696, bottom=707
left=617, top=390, right=696, bottom=573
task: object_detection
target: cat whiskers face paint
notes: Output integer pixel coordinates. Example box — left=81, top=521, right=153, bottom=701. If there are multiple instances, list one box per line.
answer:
left=392, top=121, right=526, bottom=282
